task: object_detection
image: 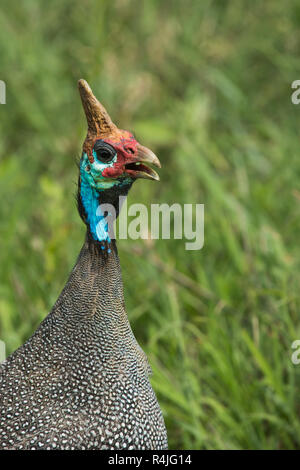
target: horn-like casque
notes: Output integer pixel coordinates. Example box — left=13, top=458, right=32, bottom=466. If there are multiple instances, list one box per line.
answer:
left=78, top=79, right=123, bottom=161
left=78, top=79, right=117, bottom=136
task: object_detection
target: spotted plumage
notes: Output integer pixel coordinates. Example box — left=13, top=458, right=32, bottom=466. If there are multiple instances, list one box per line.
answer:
left=0, top=80, right=168, bottom=450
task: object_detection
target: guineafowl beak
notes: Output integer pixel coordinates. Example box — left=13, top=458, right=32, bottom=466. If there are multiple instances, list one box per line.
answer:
left=124, top=143, right=161, bottom=181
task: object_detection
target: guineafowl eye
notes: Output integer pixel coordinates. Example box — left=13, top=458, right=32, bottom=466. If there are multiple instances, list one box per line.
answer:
left=93, top=140, right=116, bottom=163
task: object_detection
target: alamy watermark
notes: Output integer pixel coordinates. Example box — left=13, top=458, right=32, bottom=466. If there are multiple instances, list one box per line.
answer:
left=0, top=340, right=6, bottom=363
left=0, top=80, right=6, bottom=104
left=291, top=340, right=300, bottom=364
left=99, top=197, right=204, bottom=250
left=291, top=80, right=300, bottom=104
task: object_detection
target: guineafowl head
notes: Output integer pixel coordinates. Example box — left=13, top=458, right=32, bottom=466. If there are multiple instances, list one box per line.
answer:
left=77, top=79, right=161, bottom=250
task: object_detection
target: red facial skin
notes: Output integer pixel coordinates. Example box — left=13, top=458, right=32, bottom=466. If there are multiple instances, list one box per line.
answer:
left=95, top=132, right=139, bottom=179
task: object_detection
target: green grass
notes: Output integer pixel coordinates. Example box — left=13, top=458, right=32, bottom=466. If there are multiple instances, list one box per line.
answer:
left=1, top=0, right=300, bottom=449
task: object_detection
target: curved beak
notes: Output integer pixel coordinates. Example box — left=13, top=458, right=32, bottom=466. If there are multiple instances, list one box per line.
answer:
left=137, top=144, right=161, bottom=169
left=124, top=143, right=161, bottom=181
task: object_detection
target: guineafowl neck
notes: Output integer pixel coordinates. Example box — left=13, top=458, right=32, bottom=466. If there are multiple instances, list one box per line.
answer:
left=60, top=232, right=126, bottom=323
left=48, top=230, right=149, bottom=372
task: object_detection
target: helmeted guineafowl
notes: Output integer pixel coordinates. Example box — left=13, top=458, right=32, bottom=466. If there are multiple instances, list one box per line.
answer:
left=0, top=79, right=168, bottom=450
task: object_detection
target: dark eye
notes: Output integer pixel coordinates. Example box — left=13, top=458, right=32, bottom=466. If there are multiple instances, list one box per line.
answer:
left=93, top=140, right=116, bottom=163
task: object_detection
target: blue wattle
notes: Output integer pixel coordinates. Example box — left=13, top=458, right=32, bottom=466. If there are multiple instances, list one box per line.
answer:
left=80, top=171, right=111, bottom=244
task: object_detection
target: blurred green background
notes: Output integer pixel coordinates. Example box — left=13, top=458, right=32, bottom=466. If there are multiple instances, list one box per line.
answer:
left=1, top=0, right=300, bottom=449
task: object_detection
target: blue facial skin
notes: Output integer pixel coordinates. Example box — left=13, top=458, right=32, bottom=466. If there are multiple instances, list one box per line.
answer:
left=80, top=150, right=132, bottom=249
